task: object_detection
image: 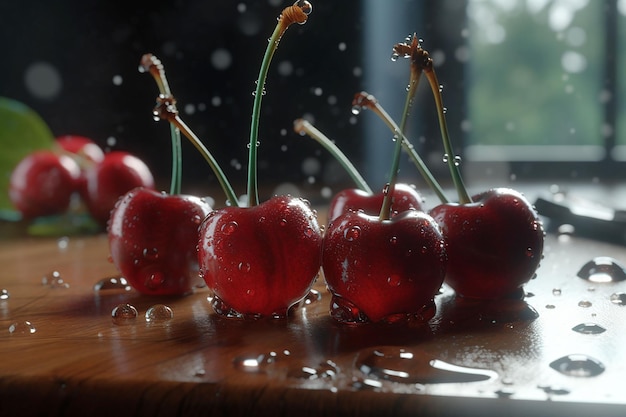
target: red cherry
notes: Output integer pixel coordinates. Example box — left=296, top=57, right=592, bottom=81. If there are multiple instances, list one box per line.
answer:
left=9, top=150, right=81, bottom=218
left=56, top=135, right=105, bottom=164
left=322, top=209, right=447, bottom=324
left=429, top=188, right=544, bottom=300
left=198, top=195, right=323, bottom=318
left=108, top=187, right=211, bottom=295
left=82, top=151, right=155, bottom=225
left=328, top=183, right=424, bottom=222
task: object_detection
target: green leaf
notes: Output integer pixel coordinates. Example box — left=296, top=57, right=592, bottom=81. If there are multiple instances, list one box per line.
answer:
left=0, top=96, right=55, bottom=213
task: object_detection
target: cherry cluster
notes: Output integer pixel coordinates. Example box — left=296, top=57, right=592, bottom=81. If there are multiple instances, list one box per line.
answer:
left=9, top=135, right=154, bottom=225
left=87, top=1, right=545, bottom=323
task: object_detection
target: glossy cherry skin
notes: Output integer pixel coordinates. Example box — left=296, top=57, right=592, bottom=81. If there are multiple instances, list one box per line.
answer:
left=82, top=151, right=155, bottom=225
left=9, top=150, right=81, bottom=218
left=108, top=187, right=212, bottom=295
left=322, top=209, right=447, bottom=324
left=56, top=135, right=105, bottom=165
left=429, top=188, right=544, bottom=300
left=327, top=183, right=424, bottom=222
left=198, top=195, right=323, bottom=318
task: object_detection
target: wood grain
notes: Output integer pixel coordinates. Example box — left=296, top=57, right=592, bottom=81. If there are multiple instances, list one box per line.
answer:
left=1, top=228, right=625, bottom=416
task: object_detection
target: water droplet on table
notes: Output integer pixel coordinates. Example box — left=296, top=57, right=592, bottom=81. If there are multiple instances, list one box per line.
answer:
left=356, top=347, right=497, bottom=384
left=93, top=276, right=132, bottom=293
left=572, top=323, right=606, bottom=334
left=538, top=384, right=571, bottom=396
left=610, top=292, right=626, bottom=305
left=549, top=354, right=605, bottom=377
left=288, top=360, right=338, bottom=380
left=233, top=350, right=290, bottom=374
left=301, top=288, right=321, bottom=305
left=42, top=270, right=69, bottom=288
left=577, top=257, right=626, bottom=283
left=8, top=321, right=36, bottom=335
left=0, top=289, right=9, bottom=300
left=145, top=304, right=173, bottom=323
left=111, top=303, right=138, bottom=325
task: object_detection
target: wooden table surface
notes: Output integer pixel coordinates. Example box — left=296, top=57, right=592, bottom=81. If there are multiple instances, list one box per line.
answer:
left=1, top=207, right=626, bottom=416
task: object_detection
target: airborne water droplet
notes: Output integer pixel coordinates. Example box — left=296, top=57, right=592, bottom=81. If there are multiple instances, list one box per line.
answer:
left=572, top=323, right=606, bottom=334
left=549, top=354, right=605, bottom=377
left=577, top=257, right=626, bottom=283
left=111, top=303, right=138, bottom=325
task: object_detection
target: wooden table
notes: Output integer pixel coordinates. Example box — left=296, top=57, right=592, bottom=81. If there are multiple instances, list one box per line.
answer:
left=1, top=214, right=626, bottom=416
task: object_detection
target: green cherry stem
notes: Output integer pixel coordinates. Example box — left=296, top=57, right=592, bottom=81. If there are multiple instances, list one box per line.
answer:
left=423, top=67, right=471, bottom=204
left=353, top=92, right=449, bottom=204
left=139, top=54, right=182, bottom=196
left=293, top=118, right=372, bottom=194
left=398, top=38, right=472, bottom=204
left=152, top=92, right=239, bottom=207
left=247, top=1, right=312, bottom=207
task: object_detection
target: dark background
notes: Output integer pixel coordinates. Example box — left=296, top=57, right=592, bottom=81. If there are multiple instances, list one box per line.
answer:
left=0, top=1, right=465, bottom=202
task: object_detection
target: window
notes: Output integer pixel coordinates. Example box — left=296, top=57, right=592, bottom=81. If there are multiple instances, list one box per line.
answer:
left=463, top=0, right=624, bottom=179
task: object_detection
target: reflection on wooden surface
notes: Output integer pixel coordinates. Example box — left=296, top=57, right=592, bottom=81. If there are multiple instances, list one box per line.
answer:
left=0, top=225, right=625, bottom=416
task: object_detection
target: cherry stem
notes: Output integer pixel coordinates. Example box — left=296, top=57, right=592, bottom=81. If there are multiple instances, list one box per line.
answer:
left=423, top=69, right=471, bottom=204
left=354, top=92, right=449, bottom=204
left=293, top=118, right=372, bottom=194
left=139, top=54, right=182, bottom=196
left=247, top=1, right=312, bottom=207
left=392, top=36, right=472, bottom=204
left=153, top=96, right=239, bottom=207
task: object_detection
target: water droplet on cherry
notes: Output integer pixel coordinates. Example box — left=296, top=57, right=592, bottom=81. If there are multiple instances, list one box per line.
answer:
left=387, top=275, right=401, bottom=287
left=142, top=247, right=159, bottom=260
left=343, top=225, right=361, bottom=241
left=238, top=262, right=251, bottom=273
left=221, top=221, right=239, bottom=235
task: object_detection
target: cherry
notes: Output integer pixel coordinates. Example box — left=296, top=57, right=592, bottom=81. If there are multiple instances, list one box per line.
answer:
left=322, top=209, right=446, bottom=323
left=56, top=135, right=104, bottom=165
left=327, top=184, right=424, bottom=222
left=198, top=195, right=322, bottom=317
left=429, top=188, right=544, bottom=299
left=293, top=118, right=425, bottom=222
left=322, top=32, right=447, bottom=325
left=390, top=36, right=545, bottom=300
left=9, top=150, right=81, bottom=219
left=144, top=1, right=320, bottom=315
left=108, top=188, right=211, bottom=295
left=82, top=151, right=155, bottom=225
